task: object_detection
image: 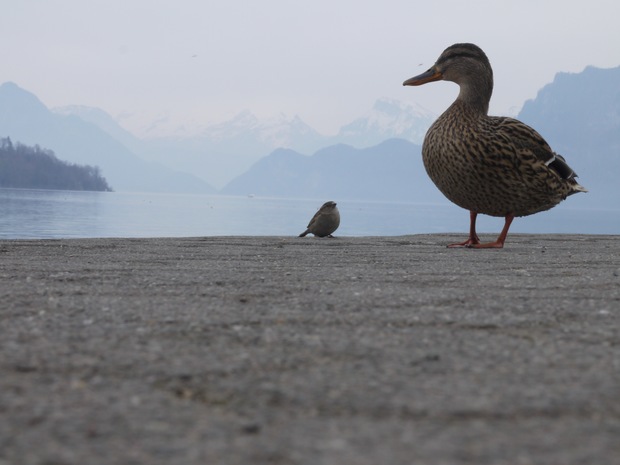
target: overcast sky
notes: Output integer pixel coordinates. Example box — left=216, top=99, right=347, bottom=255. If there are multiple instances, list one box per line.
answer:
left=3, top=0, right=619, bottom=136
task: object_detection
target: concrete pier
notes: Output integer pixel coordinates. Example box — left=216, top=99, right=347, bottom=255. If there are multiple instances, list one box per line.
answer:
left=1, top=234, right=619, bottom=464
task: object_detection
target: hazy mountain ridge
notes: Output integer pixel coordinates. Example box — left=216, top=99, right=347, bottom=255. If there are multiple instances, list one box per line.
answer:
left=223, top=65, right=620, bottom=206
left=53, top=104, right=145, bottom=155
left=1, top=64, right=619, bottom=206
left=200, top=111, right=323, bottom=148
left=0, top=83, right=216, bottom=193
left=131, top=111, right=331, bottom=189
left=221, top=139, right=444, bottom=202
left=56, top=97, right=436, bottom=189
left=518, top=65, right=620, bottom=207
left=336, top=99, right=435, bottom=148
left=519, top=66, right=620, bottom=149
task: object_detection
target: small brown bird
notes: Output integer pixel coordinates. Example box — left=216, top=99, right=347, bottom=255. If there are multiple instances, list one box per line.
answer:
left=299, top=201, right=340, bottom=237
left=403, top=43, right=586, bottom=248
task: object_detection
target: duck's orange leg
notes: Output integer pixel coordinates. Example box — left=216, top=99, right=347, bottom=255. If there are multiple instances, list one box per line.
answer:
left=468, top=214, right=515, bottom=249
left=448, top=211, right=481, bottom=248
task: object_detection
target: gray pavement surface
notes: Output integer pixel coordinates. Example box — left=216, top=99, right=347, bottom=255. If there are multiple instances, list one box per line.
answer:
left=1, top=234, right=619, bottom=465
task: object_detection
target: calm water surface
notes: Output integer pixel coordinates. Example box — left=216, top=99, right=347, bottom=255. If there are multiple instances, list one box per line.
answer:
left=1, top=188, right=618, bottom=239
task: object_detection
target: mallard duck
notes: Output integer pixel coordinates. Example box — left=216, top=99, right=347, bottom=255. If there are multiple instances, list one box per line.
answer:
left=299, top=201, right=340, bottom=237
left=403, top=43, right=587, bottom=248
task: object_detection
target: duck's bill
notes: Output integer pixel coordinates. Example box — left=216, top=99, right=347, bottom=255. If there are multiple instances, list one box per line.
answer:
left=403, top=68, right=442, bottom=86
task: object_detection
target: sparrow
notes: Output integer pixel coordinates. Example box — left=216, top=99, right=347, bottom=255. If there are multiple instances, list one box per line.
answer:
left=299, top=201, right=340, bottom=237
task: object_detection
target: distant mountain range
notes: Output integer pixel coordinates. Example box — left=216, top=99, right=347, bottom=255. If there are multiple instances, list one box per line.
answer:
left=221, top=65, right=620, bottom=205
left=0, top=83, right=215, bottom=193
left=1, top=64, right=619, bottom=207
left=336, top=98, right=435, bottom=148
left=109, top=98, right=436, bottom=189
left=517, top=65, right=620, bottom=209
left=1, top=82, right=436, bottom=191
left=220, top=139, right=444, bottom=203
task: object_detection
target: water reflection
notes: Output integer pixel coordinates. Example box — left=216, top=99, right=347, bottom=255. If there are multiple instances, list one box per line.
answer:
left=1, top=189, right=106, bottom=238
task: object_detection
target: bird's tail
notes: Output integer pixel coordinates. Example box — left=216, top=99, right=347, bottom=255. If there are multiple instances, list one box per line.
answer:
left=299, top=229, right=309, bottom=237
left=547, top=152, right=588, bottom=194
left=570, top=183, right=588, bottom=194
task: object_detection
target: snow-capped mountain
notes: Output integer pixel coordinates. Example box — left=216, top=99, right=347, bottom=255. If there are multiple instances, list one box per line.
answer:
left=198, top=97, right=436, bottom=151
left=336, top=98, right=436, bottom=146
left=129, top=111, right=332, bottom=189
left=51, top=97, right=437, bottom=188
left=199, top=110, right=327, bottom=155
left=4, top=64, right=618, bottom=203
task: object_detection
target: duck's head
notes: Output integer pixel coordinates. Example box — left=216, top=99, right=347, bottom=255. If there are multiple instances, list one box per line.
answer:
left=403, top=43, right=494, bottom=112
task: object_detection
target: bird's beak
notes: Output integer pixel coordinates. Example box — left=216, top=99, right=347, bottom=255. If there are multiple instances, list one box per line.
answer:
left=403, top=67, right=442, bottom=86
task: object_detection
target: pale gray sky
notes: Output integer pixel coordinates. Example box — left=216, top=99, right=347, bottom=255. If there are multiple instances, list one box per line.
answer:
left=3, top=0, right=619, bottom=136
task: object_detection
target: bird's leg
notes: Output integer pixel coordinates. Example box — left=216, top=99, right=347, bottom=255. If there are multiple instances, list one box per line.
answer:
left=448, top=211, right=481, bottom=248
left=468, top=214, right=515, bottom=249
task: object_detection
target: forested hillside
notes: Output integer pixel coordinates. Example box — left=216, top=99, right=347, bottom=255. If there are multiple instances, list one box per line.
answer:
left=0, top=137, right=111, bottom=191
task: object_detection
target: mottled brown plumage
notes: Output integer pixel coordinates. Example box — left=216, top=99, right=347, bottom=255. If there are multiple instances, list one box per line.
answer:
left=299, top=201, right=340, bottom=237
left=403, top=43, right=586, bottom=248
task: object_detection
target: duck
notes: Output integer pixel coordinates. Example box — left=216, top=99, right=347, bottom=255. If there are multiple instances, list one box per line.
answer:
left=299, top=201, right=340, bottom=237
left=403, top=43, right=587, bottom=248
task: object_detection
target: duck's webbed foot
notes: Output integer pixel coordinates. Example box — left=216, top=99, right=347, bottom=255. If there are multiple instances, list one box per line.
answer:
left=447, top=235, right=481, bottom=248
left=466, top=239, right=505, bottom=249
left=448, top=211, right=481, bottom=248
left=458, top=213, right=514, bottom=250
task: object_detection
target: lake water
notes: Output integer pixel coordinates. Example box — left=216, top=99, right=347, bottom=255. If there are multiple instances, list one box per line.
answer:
left=1, top=188, right=619, bottom=239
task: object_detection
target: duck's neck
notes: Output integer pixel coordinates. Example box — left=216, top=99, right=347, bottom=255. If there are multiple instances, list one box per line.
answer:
left=455, top=75, right=493, bottom=115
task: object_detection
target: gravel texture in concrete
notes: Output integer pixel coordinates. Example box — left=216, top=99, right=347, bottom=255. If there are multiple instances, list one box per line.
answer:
left=1, top=234, right=619, bottom=465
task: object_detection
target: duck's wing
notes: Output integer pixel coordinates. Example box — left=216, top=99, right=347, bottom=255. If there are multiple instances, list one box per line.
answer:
left=489, top=116, right=579, bottom=181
